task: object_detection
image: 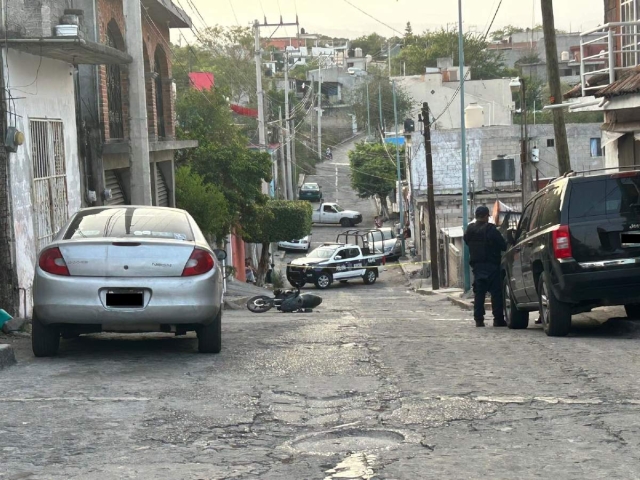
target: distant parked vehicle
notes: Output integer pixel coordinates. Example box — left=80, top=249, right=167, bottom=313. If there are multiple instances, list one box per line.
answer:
left=32, top=206, right=227, bottom=356
left=312, top=202, right=363, bottom=227
left=278, top=235, right=311, bottom=252
left=298, top=183, right=323, bottom=202
left=366, top=228, right=402, bottom=260
left=502, top=169, right=640, bottom=336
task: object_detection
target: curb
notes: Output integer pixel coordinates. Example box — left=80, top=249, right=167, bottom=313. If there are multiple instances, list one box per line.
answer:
left=0, top=344, right=16, bottom=370
left=446, top=295, right=474, bottom=311
left=225, top=296, right=251, bottom=311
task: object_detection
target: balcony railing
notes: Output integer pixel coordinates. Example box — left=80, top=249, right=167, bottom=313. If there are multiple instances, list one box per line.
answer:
left=580, top=21, right=640, bottom=97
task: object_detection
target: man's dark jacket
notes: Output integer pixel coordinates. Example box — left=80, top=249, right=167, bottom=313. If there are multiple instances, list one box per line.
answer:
left=463, top=222, right=507, bottom=267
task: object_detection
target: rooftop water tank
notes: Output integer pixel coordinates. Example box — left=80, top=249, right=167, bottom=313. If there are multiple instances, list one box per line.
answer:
left=355, top=47, right=363, bottom=57
left=561, top=51, right=570, bottom=62
left=465, top=103, right=484, bottom=128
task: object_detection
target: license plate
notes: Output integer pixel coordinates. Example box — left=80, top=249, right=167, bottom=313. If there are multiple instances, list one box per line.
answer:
left=106, top=291, right=144, bottom=308
left=621, top=232, right=640, bottom=248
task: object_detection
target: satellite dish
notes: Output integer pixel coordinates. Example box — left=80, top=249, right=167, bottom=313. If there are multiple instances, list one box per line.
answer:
left=301, top=27, right=306, bottom=34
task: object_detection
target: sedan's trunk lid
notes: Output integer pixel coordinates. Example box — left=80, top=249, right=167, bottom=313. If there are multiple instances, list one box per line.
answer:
left=58, top=238, right=195, bottom=277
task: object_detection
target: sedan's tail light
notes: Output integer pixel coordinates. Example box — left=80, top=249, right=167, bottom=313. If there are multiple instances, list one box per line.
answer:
left=39, top=247, right=70, bottom=276
left=182, top=248, right=215, bottom=276
left=552, top=225, right=573, bottom=260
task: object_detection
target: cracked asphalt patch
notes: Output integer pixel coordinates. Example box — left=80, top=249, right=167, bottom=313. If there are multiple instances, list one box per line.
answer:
left=4, top=149, right=640, bottom=478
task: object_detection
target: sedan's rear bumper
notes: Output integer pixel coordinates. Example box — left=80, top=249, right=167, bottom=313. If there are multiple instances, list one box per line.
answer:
left=33, top=268, right=222, bottom=327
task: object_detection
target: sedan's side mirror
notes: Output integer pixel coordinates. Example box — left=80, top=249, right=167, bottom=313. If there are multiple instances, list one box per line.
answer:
left=506, top=229, right=516, bottom=246
left=334, top=255, right=342, bottom=260
left=214, top=249, right=227, bottom=261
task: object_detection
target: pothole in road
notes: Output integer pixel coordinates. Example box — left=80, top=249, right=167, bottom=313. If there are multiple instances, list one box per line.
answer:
left=291, top=428, right=405, bottom=455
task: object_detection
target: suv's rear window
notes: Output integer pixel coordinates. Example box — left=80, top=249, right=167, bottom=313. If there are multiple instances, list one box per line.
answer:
left=569, top=176, right=640, bottom=220
left=64, top=208, right=194, bottom=241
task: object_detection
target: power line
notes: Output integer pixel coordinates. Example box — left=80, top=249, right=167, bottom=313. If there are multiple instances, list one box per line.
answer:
left=342, top=0, right=404, bottom=36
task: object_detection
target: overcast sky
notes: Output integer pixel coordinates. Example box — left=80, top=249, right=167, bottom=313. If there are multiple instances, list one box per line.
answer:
left=181, top=0, right=605, bottom=40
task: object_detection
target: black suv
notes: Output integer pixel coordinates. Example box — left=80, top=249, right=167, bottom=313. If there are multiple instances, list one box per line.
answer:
left=502, top=170, right=640, bottom=336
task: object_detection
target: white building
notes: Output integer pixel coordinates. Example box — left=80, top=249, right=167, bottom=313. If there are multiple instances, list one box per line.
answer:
left=396, top=69, right=514, bottom=130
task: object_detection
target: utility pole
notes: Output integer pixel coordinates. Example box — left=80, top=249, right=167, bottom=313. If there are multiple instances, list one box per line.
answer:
left=392, top=80, right=405, bottom=257
left=541, top=0, right=571, bottom=174
left=317, top=61, right=323, bottom=160
left=253, top=20, right=267, bottom=159
left=378, top=84, right=384, bottom=138
left=278, top=107, right=287, bottom=199
left=284, top=50, right=293, bottom=199
left=458, top=0, right=471, bottom=292
left=422, top=102, right=439, bottom=290
left=366, top=82, right=371, bottom=139
left=520, top=79, right=533, bottom=204
left=253, top=17, right=299, bottom=173
left=309, top=82, right=314, bottom=153
left=388, top=43, right=392, bottom=76
left=124, top=0, right=151, bottom=205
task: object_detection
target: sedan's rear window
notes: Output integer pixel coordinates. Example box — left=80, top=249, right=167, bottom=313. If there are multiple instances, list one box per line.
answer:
left=64, top=208, right=194, bottom=241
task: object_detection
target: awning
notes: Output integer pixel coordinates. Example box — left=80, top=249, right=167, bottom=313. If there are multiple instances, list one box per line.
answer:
left=141, top=0, right=192, bottom=28
left=2, top=37, right=132, bottom=65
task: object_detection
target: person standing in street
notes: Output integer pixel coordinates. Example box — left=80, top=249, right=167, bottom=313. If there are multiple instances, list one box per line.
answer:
left=463, top=206, right=507, bottom=328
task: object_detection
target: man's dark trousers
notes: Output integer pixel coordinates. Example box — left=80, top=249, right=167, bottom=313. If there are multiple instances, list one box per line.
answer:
left=473, top=263, right=504, bottom=323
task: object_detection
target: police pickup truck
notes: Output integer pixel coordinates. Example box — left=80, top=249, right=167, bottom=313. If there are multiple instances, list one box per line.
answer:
left=286, top=230, right=385, bottom=289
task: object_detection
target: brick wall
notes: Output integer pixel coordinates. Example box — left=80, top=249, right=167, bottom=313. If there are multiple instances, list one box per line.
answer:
left=96, top=0, right=175, bottom=141
left=605, top=0, right=619, bottom=23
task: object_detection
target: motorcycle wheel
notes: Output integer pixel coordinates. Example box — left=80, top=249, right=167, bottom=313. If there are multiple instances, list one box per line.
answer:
left=247, top=295, right=274, bottom=313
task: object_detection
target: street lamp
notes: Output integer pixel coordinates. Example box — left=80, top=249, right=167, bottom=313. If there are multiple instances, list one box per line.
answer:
left=510, top=77, right=531, bottom=206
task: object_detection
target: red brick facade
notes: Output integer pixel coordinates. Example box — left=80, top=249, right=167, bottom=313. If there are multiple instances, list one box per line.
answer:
left=96, top=0, right=175, bottom=142
left=605, top=0, right=620, bottom=23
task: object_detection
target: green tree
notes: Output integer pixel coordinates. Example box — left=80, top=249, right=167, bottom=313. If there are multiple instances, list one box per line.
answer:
left=394, top=28, right=511, bottom=79
left=244, top=200, right=313, bottom=284
left=175, top=166, right=230, bottom=241
left=172, top=26, right=256, bottom=107
left=176, top=87, right=272, bottom=238
left=349, top=143, right=399, bottom=217
left=350, top=68, right=413, bottom=135
left=491, top=25, right=525, bottom=39
left=351, top=33, right=388, bottom=59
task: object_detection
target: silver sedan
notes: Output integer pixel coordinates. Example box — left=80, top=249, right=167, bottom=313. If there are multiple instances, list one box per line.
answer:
left=32, top=206, right=226, bottom=357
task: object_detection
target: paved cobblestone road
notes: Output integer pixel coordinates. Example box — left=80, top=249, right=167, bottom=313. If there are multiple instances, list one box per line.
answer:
left=3, top=141, right=640, bottom=479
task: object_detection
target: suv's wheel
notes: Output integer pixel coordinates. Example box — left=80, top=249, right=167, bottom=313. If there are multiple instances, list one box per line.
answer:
left=538, top=275, right=572, bottom=337
left=32, top=313, right=60, bottom=357
left=340, top=218, right=352, bottom=227
left=624, top=304, right=640, bottom=319
left=197, top=309, right=222, bottom=353
left=363, top=269, right=377, bottom=285
left=315, top=271, right=333, bottom=289
left=503, top=276, right=529, bottom=329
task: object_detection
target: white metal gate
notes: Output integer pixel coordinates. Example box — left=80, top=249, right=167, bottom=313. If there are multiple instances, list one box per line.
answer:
left=156, top=166, right=169, bottom=207
left=30, top=120, right=68, bottom=252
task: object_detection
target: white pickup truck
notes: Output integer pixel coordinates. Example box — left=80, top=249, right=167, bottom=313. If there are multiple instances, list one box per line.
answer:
left=312, top=202, right=363, bottom=227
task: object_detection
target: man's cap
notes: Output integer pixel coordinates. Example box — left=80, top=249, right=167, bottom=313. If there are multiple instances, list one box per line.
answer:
left=475, top=206, right=490, bottom=217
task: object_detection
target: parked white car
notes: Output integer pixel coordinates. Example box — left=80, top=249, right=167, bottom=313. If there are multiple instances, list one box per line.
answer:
left=278, top=236, right=311, bottom=252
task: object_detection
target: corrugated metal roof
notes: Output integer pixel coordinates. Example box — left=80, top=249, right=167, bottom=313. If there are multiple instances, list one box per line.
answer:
left=564, top=66, right=640, bottom=99
left=595, top=66, right=640, bottom=98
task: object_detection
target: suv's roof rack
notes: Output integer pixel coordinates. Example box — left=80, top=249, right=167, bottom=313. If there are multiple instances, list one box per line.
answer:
left=546, top=166, right=640, bottom=186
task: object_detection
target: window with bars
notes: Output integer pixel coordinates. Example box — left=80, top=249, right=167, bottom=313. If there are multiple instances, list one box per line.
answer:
left=154, top=51, right=166, bottom=138
left=621, top=0, right=639, bottom=67
left=106, top=27, right=124, bottom=139
left=30, top=120, right=68, bottom=252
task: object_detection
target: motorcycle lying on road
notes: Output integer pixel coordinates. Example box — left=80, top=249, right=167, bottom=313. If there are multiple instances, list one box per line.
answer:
left=246, top=287, right=323, bottom=313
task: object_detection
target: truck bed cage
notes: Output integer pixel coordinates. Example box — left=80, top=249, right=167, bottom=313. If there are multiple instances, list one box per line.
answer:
left=336, top=229, right=385, bottom=256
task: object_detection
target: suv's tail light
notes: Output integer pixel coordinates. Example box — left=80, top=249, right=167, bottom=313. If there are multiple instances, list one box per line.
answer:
left=182, top=248, right=215, bottom=276
left=552, top=225, right=573, bottom=260
left=39, top=247, right=70, bottom=276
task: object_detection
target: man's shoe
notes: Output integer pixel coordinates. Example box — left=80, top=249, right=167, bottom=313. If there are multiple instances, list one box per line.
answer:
left=475, top=319, right=485, bottom=327
left=493, top=319, right=507, bottom=327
